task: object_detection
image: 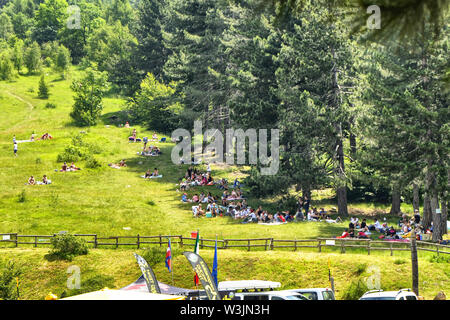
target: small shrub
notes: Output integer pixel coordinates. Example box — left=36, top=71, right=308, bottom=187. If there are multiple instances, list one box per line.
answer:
left=45, top=102, right=56, bottom=109
left=17, top=190, right=26, bottom=203
left=48, top=234, right=89, bottom=261
left=354, top=263, right=367, bottom=275
left=394, top=259, right=406, bottom=265
left=85, top=155, right=101, bottom=169
left=429, top=255, right=450, bottom=264
left=0, top=260, right=22, bottom=300
left=341, top=278, right=369, bottom=300
left=147, top=200, right=155, bottom=206
left=35, top=157, right=41, bottom=164
left=141, top=245, right=182, bottom=267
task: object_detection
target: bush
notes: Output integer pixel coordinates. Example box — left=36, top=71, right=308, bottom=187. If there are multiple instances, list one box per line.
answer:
left=429, top=254, right=450, bottom=264
left=341, top=278, right=369, bottom=300
left=17, top=190, right=26, bottom=203
left=48, top=234, right=89, bottom=261
left=141, top=245, right=182, bottom=267
left=45, top=102, right=56, bottom=109
left=394, top=259, right=406, bottom=265
left=354, top=263, right=367, bottom=275
left=85, top=155, right=101, bottom=169
left=0, top=260, right=22, bottom=300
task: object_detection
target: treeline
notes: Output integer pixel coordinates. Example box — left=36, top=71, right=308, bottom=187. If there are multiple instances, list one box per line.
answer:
left=0, top=0, right=448, bottom=241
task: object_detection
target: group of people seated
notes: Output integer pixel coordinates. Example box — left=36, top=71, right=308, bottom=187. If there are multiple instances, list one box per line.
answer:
left=36, top=133, right=53, bottom=140
left=139, top=145, right=161, bottom=157
left=27, top=175, right=51, bottom=185
left=178, top=166, right=215, bottom=191
left=335, top=210, right=432, bottom=240
left=220, top=189, right=245, bottom=205
left=58, top=162, right=81, bottom=172
left=109, top=159, right=127, bottom=169
left=143, top=168, right=162, bottom=179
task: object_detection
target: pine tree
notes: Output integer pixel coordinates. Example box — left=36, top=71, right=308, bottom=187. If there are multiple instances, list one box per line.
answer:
left=38, top=74, right=49, bottom=99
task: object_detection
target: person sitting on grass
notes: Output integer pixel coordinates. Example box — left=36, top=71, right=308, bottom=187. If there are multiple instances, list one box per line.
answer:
left=119, top=160, right=127, bottom=167
left=70, top=162, right=80, bottom=171
left=38, top=133, right=53, bottom=140
left=27, top=176, right=36, bottom=185
left=42, top=175, right=51, bottom=185
left=144, top=169, right=152, bottom=179
left=192, top=194, right=199, bottom=203
left=337, top=228, right=350, bottom=239
left=151, top=168, right=159, bottom=177
left=60, top=162, right=68, bottom=172
left=152, top=133, right=158, bottom=141
left=196, top=204, right=205, bottom=217
left=181, top=193, right=190, bottom=203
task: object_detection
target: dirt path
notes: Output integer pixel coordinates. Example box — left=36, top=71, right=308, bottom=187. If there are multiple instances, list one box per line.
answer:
left=6, top=90, right=34, bottom=111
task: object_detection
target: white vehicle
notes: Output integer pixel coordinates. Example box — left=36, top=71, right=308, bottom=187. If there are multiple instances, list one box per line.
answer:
left=359, top=289, right=418, bottom=300
left=287, top=288, right=335, bottom=300
left=232, top=290, right=307, bottom=301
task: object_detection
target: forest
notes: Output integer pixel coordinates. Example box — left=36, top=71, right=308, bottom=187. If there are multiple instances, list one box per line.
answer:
left=0, top=0, right=448, bottom=241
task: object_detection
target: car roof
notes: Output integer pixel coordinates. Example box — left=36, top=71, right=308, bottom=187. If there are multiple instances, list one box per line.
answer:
left=362, top=290, right=415, bottom=297
left=291, top=288, right=332, bottom=292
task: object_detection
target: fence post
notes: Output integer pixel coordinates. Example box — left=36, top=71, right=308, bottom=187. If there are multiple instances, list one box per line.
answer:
left=94, top=234, right=98, bottom=248
left=390, top=242, right=393, bottom=256
left=264, top=239, right=268, bottom=251
left=224, top=239, right=228, bottom=249
left=340, top=240, right=345, bottom=254
left=270, top=238, right=274, bottom=250
left=159, top=234, right=162, bottom=247
left=367, top=240, right=371, bottom=255
left=137, top=234, right=140, bottom=249
left=318, top=240, right=322, bottom=253
left=34, top=236, right=37, bottom=248
left=15, top=234, right=18, bottom=247
left=179, top=236, right=183, bottom=248
left=248, top=240, right=250, bottom=252
left=115, top=237, right=119, bottom=249
left=294, top=239, right=297, bottom=252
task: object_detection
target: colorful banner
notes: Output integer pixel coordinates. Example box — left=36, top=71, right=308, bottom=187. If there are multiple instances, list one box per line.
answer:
left=183, top=252, right=221, bottom=300
left=133, top=253, right=161, bottom=294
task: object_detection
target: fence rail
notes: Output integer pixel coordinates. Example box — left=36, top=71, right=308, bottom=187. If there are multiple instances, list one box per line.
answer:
left=0, top=233, right=449, bottom=256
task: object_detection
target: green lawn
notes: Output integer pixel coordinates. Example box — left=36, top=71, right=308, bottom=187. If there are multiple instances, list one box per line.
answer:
left=0, top=68, right=448, bottom=300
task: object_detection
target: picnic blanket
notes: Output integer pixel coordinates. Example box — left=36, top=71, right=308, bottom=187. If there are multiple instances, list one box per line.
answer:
left=258, top=222, right=287, bottom=226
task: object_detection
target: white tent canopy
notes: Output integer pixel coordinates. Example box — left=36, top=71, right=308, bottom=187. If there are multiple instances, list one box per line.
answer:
left=60, top=289, right=185, bottom=300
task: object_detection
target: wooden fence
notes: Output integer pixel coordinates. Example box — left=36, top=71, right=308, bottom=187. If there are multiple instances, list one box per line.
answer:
left=0, top=233, right=449, bottom=256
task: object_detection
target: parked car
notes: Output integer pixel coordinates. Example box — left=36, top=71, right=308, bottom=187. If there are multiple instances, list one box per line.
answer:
left=232, top=290, right=307, bottom=301
left=287, top=288, right=335, bottom=300
left=359, top=289, right=418, bottom=300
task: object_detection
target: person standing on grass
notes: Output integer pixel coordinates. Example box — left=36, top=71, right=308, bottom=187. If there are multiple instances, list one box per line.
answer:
left=13, top=142, right=18, bottom=157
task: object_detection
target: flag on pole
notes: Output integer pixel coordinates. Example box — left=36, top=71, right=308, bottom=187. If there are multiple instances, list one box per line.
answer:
left=165, top=238, right=172, bottom=272
left=194, top=231, right=200, bottom=285
left=212, top=238, right=218, bottom=287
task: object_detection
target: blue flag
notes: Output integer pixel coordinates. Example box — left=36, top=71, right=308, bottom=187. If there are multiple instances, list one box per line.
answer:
left=212, top=239, right=218, bottom=287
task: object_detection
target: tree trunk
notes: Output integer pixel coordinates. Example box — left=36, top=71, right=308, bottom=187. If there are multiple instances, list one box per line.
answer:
left=390, top=186, right=401, bottom=215
left=337, top=186, right=348, bottom=217
left=412, top=183, right=420, bottom=213
left=422, top=194, right=432, bottom=229
left=431, top=195, right=442, bottom=242
left=441, top=196, right=448, bottom=236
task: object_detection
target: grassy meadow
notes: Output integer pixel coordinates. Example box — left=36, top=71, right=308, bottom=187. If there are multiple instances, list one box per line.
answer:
left=0, top=67, right=448, bottom=300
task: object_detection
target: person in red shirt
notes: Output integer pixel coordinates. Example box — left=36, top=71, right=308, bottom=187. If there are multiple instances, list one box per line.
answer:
left=337, top=229, right=350, bottom=239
